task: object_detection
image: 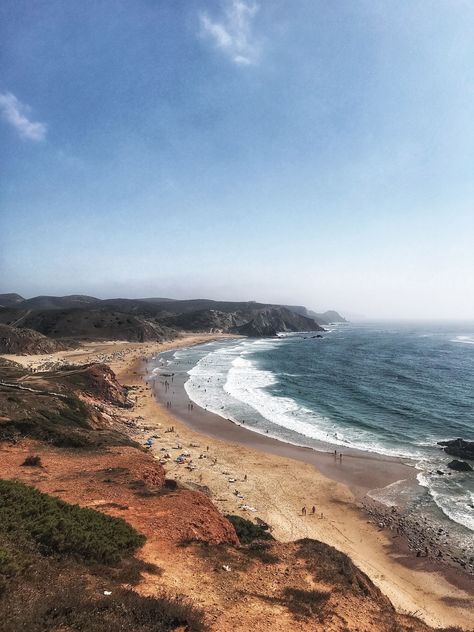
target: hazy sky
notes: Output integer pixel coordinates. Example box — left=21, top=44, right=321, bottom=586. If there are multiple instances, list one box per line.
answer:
left=1, top=1, right=473, bottom=319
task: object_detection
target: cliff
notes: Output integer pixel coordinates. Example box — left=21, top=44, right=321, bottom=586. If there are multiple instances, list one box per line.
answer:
left=233, top=306, right=324, bottom=337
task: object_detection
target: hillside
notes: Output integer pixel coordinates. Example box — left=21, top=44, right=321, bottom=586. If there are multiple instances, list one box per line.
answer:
left=0, top=308, right=172, bottom=342
left=14, top=294, right=102, bottom=310
left=233, top=306, right=323, bottom=336
left=0, top=324, right=68, bottom=355
left=0, top=294, right=336, bottom=340
left=0, top=293, right=24, bottom=308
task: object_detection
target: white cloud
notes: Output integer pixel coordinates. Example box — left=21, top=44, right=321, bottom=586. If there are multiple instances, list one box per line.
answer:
left=0, top=92, right=47, bottom=141
left=200, top=0, right=260, bottom=65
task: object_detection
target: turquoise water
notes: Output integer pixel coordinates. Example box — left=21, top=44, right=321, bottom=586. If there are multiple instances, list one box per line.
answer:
left=154, top=322, right=474, bottom=535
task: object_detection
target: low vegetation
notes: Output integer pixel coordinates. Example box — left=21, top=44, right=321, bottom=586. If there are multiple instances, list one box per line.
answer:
left=0, top=390, right=93, bottom=447
left=1, top=580, right=206, bottom=632
left=0, top=479, right=205, bottom=631
left=225, top=514, right=274, bottom=544
left=0, top=479, right=145, bottom=565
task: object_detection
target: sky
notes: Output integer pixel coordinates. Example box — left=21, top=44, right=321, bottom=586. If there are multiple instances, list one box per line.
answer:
left=1, top=0, right=473, bottom=319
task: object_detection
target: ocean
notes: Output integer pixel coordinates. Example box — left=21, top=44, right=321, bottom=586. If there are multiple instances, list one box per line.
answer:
left=152, top=322, right=474, bottom=545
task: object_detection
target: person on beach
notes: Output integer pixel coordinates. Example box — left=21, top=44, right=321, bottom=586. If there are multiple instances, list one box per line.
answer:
left=302, top=506, right=306, bottom=516
left=311, top=506, right=316, bottom=514
left=339, top=453, right=343, bottom=462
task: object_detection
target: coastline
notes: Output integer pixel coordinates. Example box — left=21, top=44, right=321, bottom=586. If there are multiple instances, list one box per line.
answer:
left=147, top=341, right=474, bottom=578
left=4, top=334, right=473, bottom=629
left=146, top=346, right=416, bottom=498
left=119, top=337, right=473, bottom=628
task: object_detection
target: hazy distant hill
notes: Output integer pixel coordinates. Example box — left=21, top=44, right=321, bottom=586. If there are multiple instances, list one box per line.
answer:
left=0, top=293, right=25, bottom=308
left=0, top=294, right=344, bottom=340
left=312, top=309, right=347, bottom=324
left=138, top=298, right=272, bottom=315
left=284, top=305, right=347, bottom=325
left=17, top=294, right=103, bottom=310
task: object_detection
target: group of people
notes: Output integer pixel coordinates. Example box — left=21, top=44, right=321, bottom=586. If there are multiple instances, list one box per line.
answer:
left=301, top=505, right=317, bottom=516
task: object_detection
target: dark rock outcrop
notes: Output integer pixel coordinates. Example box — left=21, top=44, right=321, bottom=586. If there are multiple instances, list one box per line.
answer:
left=438, top=438, right=474, bottom=460
left=447, top=459, right=473, bottom=472
left=233, top=307, right=323, bottom=337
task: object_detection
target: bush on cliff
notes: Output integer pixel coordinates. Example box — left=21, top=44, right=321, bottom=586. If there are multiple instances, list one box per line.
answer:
left=0, top=478, right=145, bottom=564
left=225, top=514, right=274, bottom=544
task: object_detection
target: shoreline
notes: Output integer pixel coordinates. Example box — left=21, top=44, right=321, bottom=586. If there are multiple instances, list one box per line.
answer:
left=3, top=334, right=473, bottom=628
left=119, top=338, right=474, bottom=627
left=146, top=347, right=417, bottom=499
left=146, top=341, right=474, bottom=579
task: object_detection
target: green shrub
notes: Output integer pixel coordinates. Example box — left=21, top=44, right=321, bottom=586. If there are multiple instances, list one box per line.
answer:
left=225, top=515, right=274, bottom=544
left=0, top=394, right=93, bottom=448
left=0, top=479, right=145, bottom=564
left=0, top=548, right=20, bottom=578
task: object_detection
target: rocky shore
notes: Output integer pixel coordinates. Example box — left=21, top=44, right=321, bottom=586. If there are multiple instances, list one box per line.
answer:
left=362, top=498, right=474, bottom=577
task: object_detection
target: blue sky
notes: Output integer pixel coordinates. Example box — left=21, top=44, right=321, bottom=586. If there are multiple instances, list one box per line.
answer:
left=1, top=0, right=473, bottom=318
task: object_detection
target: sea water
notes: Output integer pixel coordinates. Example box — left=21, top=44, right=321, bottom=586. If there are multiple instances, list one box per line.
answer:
left=152, top=322, right=474, bottom=541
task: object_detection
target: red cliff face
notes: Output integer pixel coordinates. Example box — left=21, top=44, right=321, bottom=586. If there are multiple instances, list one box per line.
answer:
left=70, top=363, right=134, bottom=408
left=152, top=489, right=239, bottom=546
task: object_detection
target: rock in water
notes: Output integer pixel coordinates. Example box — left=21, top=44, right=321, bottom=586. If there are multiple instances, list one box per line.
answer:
left=438, top=438, right=474, bottom=460
left=446, top=459, right=473, bottom=472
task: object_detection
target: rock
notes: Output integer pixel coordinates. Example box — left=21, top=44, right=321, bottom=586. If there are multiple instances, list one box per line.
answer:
left=438, top=438, right=474, bottom=460
left=233, top=307, right=324, bottom=337
left=446, top=459, right=473, bottom=472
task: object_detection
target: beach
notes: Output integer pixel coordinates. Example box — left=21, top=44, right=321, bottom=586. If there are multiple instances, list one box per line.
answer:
left=4, top=333, right=474, bottom=629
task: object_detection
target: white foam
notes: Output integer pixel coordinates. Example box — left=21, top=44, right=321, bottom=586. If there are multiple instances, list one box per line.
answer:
left=367, top=479, right=413, bottom=507
left=222, top=350, right=425, bottom=459
left=451, top=335, right=474, bottom=345
left=177, top=338, right=474, bottom=534
left=417, top=471, right=474, bottom=532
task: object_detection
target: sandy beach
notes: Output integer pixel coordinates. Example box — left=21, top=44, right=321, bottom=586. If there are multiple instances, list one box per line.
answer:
left=4, top=333, right=474, bottom=629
